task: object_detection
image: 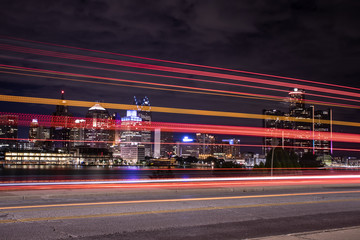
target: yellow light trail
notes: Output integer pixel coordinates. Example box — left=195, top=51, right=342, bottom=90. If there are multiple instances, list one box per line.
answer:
left=0, top=66, right=281, bottom=102
left=0, top=93, right=359, bottom=127
left=1, top=65, right=359, bottom=109
left=1, top=190, right=359, bottom=211
left=0, top=70, right=278, bottom=102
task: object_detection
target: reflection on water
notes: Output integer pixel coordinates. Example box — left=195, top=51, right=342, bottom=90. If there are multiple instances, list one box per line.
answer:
left=1, top=164, right=350, bottom=182
left=0, top=164, right=218, bottom=181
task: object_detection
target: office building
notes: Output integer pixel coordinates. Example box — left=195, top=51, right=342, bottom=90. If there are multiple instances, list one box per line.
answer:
left=84, top=103, right=114, bottom=149
left=29, top=119, right=52, bottom=150
left=51, top=91, right=73, bottom=151
left=134, top=96, right=152, bottom=157
left=314, top=109, right=332, bottom=156
left=120, top=110, right=145, bottom=164
left=70, top=119, right=86, bottom=147
left=154, top=129, right=175, bottom=158
left=263, top=88, right=332, bottom=158
left=196, top=133, right=216, bottom=156
left=0, top=115, right=18, bottom=149
left=177, top=136, right=199, bottom=158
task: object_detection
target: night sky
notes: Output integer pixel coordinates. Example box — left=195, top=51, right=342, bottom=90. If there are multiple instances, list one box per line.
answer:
left=0, top=0, right=359, bottom=155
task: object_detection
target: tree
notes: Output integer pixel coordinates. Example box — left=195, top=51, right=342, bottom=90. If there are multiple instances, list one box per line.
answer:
left=265, top=147, right=296, bottom=168
left=204, top=156, right=217, bottom=163
left=185, top=156, right=198, bottom=163
left=221, top=161, right=243, bottom=168
left=299, top=152, right=324, bottom=168
left=289, top=150, right=300, bottom=168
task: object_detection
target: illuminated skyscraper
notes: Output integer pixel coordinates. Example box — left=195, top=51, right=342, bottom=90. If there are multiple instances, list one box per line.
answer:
left=134, top=96, right=152, bottom=157
left=120, top=110, right=144, bottom=164
left=120, top=110, right=142, bottom=144
left=154, top=129, right=175, bottom=158
left=178, top=136, right=199, bottom=158
left=263, top=109, right=285, bottom=153
left=70, top=119, right=86, bottom=147
left=0, top=115, right=18, bottom=149
left=29, top=119, right=51, bottom=150
left=196, top=133, right=216, bottom=156
left=263, top=89, right=331, bottom=158
left=221, top=138, right=241, bottom=158
left=289, top=88, right=306, bottom=116
left=314, top=109, right=332, bottom=156
left=288, top=89, right=312, bottom=157
left=84, top=103, right=114, bottom=149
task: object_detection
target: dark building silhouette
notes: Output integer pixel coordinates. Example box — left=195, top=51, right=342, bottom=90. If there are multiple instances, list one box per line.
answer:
left=51, top=91, right=73, bottom=151
left=263, top=88, right=332, bottom=158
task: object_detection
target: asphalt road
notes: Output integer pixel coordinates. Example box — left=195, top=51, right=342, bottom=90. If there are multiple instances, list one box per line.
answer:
left=1, top=186, right=360, bottom=240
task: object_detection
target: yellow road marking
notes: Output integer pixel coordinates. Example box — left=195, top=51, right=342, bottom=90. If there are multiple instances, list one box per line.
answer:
left=1, top=190, right=360, bottom=211
left=1, top=198, right=359, bottom=224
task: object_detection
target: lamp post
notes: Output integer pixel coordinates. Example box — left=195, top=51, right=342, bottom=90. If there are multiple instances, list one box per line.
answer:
left=311, top=105, right=315, bottom=155
left=271, top=142, right=275, bottom=177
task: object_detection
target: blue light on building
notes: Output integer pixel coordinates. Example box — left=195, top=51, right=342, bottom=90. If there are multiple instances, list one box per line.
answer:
left=182, top=136, right=194, bottom=142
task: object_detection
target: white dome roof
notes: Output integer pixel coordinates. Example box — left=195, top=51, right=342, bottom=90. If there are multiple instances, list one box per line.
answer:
left=89, top=103, right=106, bottom=111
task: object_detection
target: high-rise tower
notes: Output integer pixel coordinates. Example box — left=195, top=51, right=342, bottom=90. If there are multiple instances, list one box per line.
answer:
left=0, top=115, right=18, bottom=150
left=134, top=96, right=152, bottom=157
left=84, top=103, right=113, bottom=149
left=51, top=91, right=73, bottom=151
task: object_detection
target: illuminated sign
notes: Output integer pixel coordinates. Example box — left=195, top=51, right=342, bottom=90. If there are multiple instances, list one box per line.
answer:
left=182, top=136, right=194, bottom=142
left=127, top=110, right=137, bottom=117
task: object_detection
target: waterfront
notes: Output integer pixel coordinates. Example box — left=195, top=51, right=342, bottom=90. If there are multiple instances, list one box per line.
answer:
left=1, top=164, right=359, bottom=182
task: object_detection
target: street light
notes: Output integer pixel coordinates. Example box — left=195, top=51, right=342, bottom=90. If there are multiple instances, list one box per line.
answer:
left=271, top=141, right=275, bottom=177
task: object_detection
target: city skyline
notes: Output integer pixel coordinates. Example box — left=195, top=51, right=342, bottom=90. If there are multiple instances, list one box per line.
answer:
left=2, top=89, right=358, bottom=164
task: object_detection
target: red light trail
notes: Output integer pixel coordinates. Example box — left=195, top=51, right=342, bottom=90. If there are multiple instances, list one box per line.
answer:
left=1, top=95, right=359, bottom=128
left=1, top=175, right=360, bottom=191
left=2, top=137, right=360, bottom=153
left=3, top=35, right=360, bottom=93
left=1, top=112, right=360, bottom=144
left=1, top=64, right=360, bottom=110
left=1, top=43, right=360, bottom=99
left=0, top=64, right=287, bottom=102
left=1, top=55, right=359, bottom=105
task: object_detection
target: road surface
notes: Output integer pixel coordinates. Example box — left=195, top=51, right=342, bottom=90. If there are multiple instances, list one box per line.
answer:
left=1, top=184, right=360, bottom=239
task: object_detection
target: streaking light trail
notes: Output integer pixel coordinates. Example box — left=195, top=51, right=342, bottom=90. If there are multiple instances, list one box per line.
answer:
left=0, top=64, right=289, bottom=102
left=1, top=96, right=360, bottom=128
left=1, top=55, right=359, bottom=104
left=2, top=64, right=360, bottom=109
left=1, top=111, right=360, bottom=145
left=2, top=36, right=360, bottom=92
left=1, top=43, right=360, bottom=99
left=1, top=175, right=360, bottom=187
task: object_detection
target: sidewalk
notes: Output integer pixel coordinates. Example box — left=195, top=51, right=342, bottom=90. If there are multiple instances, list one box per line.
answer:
left=250, top=226, right=360, bottom=240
